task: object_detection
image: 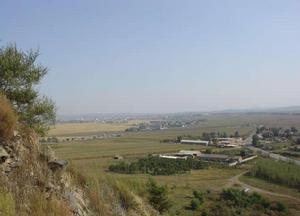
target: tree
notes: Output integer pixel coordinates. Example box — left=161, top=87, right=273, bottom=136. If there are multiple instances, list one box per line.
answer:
left=147, top=179, right=171, bottom=213
left=222, top=132, right=228, bottom=138
left=291, top=126, right=298, bottom=133
left=176, top=136, right=182, bottom=143
left=234, top=131, right=240, bottom=138
left=252, top=134, right=259, bottom=146
left=0, top=44, right=55, bottom=135
left=240, top=149, right=246, bottom=157
left=270, top=128, right=280, bottom=137
left=205, top=148, right=212, bottom=154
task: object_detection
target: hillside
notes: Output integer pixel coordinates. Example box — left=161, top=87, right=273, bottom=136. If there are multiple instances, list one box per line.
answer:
left=0, top=95, right=157, bottom=216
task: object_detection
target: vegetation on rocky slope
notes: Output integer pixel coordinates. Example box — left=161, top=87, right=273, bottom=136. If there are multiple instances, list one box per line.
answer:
left=0, top=44, right=158, bottom=216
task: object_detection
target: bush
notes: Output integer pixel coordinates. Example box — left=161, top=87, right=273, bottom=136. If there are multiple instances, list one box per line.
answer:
left=193, top=190, right=204, bottom=203
left=273, top=202, right=287, bottom=212
left=0, top=95, right=17, bottom=141
left=190, top=198, right=200, bottom=210
left=147, top=179, right=171, bottom=213
left=221, top=188, right=271, bottom=209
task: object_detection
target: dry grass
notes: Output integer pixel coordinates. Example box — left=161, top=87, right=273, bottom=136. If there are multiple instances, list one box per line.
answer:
left=49, top=120, right=146, bottom=136
left=28, top=191, right=72, bottom=216
left=0, top=186, right=15, bottom=216
left=0, top=94, right=17, bottom=141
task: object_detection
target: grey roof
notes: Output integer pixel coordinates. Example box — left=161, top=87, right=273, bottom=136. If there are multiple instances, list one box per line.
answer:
left=198, top=154, right=230, bottom=159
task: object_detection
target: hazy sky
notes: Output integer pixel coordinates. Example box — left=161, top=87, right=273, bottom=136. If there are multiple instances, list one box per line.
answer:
left=1, top=0, right=300, bottom=114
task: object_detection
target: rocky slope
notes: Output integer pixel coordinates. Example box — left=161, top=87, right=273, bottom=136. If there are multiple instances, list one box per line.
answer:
left=0, top=128, right=89, bottom=216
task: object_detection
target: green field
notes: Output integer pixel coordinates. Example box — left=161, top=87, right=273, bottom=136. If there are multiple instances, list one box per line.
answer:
left=51, top=114, right=300, bottom=215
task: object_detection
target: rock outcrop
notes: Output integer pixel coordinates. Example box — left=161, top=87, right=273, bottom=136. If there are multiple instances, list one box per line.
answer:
left=0, top=129, right=90, bottom=216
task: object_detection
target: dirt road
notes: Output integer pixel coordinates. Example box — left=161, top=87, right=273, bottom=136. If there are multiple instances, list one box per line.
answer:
left=225, top=171, right=300, bottom=202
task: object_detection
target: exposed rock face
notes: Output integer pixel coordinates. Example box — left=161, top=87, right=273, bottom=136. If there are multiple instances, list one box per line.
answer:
left=48, top=160, right=69, bottom=172
left=0, top=130, right=90, bottom=216
left=0, top=146, right=9, bottom=163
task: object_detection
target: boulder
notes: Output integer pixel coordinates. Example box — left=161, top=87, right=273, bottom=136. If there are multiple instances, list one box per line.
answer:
left=48, top=160, right=68, bottom=171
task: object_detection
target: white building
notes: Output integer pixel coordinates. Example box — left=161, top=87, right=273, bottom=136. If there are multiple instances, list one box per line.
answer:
left=180, top=139, right=209, bottom=146
left=177, top=150, right=202, bottom=157
left=159, top=155, right=187, bottom=160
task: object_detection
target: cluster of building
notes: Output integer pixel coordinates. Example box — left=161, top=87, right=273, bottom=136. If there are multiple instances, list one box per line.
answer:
left=180, top=137, right=244, bottom=148
left=158, top=150, right=257, bottom=166
left=125, top=121, right=168, bottom=132
left=256, top=125, right=297, bottom=139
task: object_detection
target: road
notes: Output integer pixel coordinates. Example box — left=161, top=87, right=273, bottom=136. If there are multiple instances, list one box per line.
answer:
left=225, top=171, right=300, bottom=202
left=244, top=131, right=300, bottom=166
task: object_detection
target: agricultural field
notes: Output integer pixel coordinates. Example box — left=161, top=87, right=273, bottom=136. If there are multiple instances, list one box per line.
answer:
left=48, top=120, right=146, bottom=137
left=50, top=113, right=300, bottom=215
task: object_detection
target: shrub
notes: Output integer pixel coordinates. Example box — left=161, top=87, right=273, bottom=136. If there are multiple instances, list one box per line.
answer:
left=147, top=179, right=171, bottom=213
left=221, top=188, right=271, bottom=209
left=273, top=202, right=287, bottom=212
left=190, top=198, right=200, bottom=210
left=0, top=95, right=17, bottom=141
left=193, top=190, right=204, bottom=203
left=201, top=210, right=208, bottom=216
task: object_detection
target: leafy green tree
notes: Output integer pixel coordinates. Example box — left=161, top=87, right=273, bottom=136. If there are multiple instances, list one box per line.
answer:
left=147, top=179, right=171, bottom=213
left=0, top=44, right=55, bottom=135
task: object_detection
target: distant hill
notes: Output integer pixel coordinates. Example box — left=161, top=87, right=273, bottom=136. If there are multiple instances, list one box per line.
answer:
left=57, top=106, right=300, bottom=122
left=211, top=106, right=300, bottom=114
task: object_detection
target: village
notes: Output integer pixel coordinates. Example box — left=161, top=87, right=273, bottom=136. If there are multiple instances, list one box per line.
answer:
left=157, top=136, right=256, bottom=166
left=158, top=150, right=257, bottom=167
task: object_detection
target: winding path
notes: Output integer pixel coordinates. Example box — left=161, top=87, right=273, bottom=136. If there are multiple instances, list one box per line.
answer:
left=225, top=171, right=300, bottom=202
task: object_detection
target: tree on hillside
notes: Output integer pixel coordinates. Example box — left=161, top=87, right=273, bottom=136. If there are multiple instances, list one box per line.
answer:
left=147, top=179, right=171, bottom=213
left=0, top=44, right=55, bottom=135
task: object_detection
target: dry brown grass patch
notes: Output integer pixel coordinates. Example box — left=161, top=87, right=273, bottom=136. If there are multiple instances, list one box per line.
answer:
left=0, top=94, right=17, bottom=141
